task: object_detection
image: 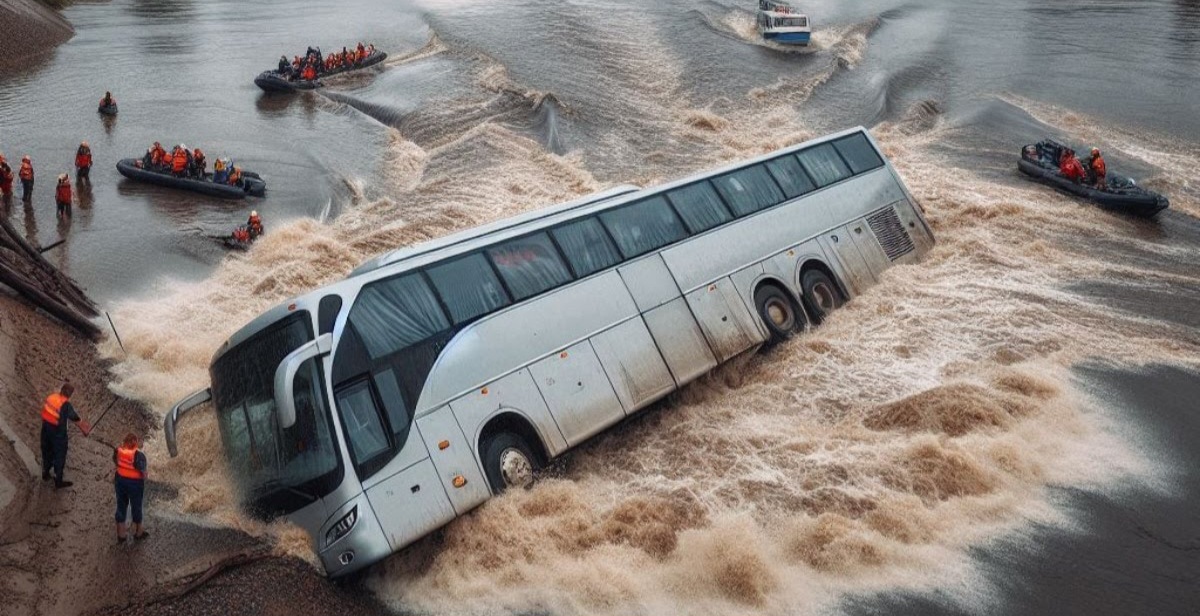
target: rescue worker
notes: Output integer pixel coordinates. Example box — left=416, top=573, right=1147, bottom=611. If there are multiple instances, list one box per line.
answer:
left=55, top=174, right=72, bottom=218
left=75, top=141, right=93, bottom=183
left=18, top=156, right=34, bottom=201
left=192, top=147, right=206, bottom=178
left=114, top=433, right=149, bottom=543
left=1059, top=149, right=1085, bottom=183
left=212, top=157, right=228, bottom=184
left=40, top=383, right=83, bottom=489
left=247, top=210, right=263, bottom=238
left=278, top=55, right=290, bottom=74
left=171, top=146, right=187, bottom=177
left=300, top=61, right=317, bottom=81
left=1088, top=147, right=1106, bottom=189
left=228, top=163, right=243, bottom=187
left=356, top=42, right=367, bottom=63
left=99, top=91, right=116, bottom=109
left=150, top=142, right=166, bottom=169
left=0, top=154, right=13, bottom=198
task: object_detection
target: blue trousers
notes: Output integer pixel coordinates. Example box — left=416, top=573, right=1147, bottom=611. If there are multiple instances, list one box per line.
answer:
left=115, top=477, right=145, bottom=524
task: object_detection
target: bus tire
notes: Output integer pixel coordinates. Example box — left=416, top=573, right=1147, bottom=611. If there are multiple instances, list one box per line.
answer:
left=801, top=269, right=844, bottom=323
left=755, top=285, right=798, bottom=343
left=481, top=432, right=539, bottom=494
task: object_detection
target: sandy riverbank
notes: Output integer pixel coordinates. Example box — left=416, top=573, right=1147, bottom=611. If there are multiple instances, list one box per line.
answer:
left=0, top=293, right=387, bottom=616
left=0, top=0, right=74, bottom=69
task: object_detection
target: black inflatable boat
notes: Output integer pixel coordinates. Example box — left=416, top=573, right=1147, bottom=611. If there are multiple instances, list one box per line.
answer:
left=1018, top=140, right=1169, bottom=218
left=98, top=103, right=118, bottom=116
left=116, top=159, right=266, bottom=199
left=254, top=50, right=387, bottom=93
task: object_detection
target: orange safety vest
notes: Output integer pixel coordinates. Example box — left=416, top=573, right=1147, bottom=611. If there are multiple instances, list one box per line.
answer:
left=1091, top=155, right=1106, bottom=178
left=115, top=446, right=145, bottom=480
left=42, top=393, right=67, bottom=426
left=19, top=162, right=33, bottom=181
left=76, top=150, right=92, bottom=169
left=172, top=151, right=187, bottom=173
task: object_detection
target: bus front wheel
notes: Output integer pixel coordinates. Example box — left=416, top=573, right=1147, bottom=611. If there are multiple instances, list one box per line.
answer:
left=482, top=432, right=539, bottom=494
left=801, top=269, right=844, bottom=322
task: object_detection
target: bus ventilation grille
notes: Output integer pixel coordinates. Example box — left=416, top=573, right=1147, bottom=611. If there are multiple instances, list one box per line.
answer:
left=867, top=207, right=915, bottom=261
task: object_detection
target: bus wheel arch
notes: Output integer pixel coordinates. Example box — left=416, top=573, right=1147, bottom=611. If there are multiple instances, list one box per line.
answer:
left=752, top=278, right=805, bottom=344
left=798, top=260, right=846, bottom=323
left=478, top=411, right=548, bottom=494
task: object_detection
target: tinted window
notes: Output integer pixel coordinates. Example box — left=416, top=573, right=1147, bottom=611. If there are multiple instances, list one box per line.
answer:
left=336, top=381, right=388, bottom=467
left=834, top=133, right=884, bottom=174
left=600, top=196, right=688, bottom=259
left=765, top=155, right=816, bottom=199
left=712, top=165, right=785, bottom=216
left=667, top=182, right=731, bottom=233
left=372, top=367, right=410, bottom=442
left=487, top=233, right=573, bottom=301
left=797, top=143, right=852, bottom=187
left=348, top=274, right=448, bottom=359
left=551, top=218, right=622, bottom=277
left=427, top=254, right=511, bottom=324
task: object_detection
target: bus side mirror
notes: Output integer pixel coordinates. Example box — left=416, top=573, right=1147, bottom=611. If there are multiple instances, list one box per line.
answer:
left=164, top=388, right=212, bottom=458
left=274, top=333, right=333, bottom=430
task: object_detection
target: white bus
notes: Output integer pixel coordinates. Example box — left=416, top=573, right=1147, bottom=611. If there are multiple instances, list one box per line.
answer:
left=165, top=127, right=933, bottom=577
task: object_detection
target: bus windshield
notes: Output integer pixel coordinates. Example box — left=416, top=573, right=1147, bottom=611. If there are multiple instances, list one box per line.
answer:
left=210, top=312, right=342, bottom=518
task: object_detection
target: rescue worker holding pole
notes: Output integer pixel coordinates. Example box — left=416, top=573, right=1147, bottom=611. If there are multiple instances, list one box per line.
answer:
left=114, top=433, right=149, bottom=543
left=40, top=382, right=85, bottom=489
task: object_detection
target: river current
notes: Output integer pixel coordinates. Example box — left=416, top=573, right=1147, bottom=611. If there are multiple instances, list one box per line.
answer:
left=1, top=0, right=1198, bottom=614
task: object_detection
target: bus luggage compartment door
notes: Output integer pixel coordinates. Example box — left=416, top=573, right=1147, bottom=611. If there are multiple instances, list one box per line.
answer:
left=820, top=226, right=874, bottom=297
left=530, top=340, right=625, bottom=446
left=416, top=406, right=490, bottom=514
left=590, top=317, right=676, bottom=413
left=684, top=277, right=760, bottom=362
left=643, top=297, right=717, bottom=386
left=365, top=458, right=456, bottom=551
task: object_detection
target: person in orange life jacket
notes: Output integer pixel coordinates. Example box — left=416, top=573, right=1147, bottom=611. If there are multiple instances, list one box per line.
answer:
left=55, top=174, right=72, bottom=218
left=300, top=62, right=317, bottom=81
left=1087, top=147, right=1106, bottom=188
left=191, top=147, right=206, bottom=178
left=114, top=432, right=149, bottom=543
left=247, top=210, right=263, bottom=238
left=1059, top=149, right=1085, bottom=183
left=0, top=154, right=14, bottom=198
left=19, top=155, right=34, bottom=201
left=75, top=141, right=93, bottom=183
left=170, top=146, right=188, bottom=177
left=41, top=382, right=84, bottom=489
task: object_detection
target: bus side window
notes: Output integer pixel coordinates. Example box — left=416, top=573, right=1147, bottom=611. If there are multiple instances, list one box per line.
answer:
left=765, top=155, right=817, bottom=199
left=348, top=274, right=449, bottom=360
left=712, top=165, right=785, bottom=217
left=599, top=196, right=688, bottom=259
left=667, top=181, right=732, bottom=234
left=551, top=218, right=622, bottom=277
left=833, top=133, right=885, bottom=174
left=335, top=380, right=390, bottom=475
left=427, top=253, right=512, bottom=324
left=487, top=232, right=574, bottom=301
left=797, top=143, right=853, bottom=187
left=372, top=367, right=412, bottom=445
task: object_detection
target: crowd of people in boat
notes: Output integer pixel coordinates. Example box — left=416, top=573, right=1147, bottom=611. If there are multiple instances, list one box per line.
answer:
left=1026, top=143, right=1107, bottom=189
left=276, top=42, right=377, bottom=82
left=137, top=142, right=246, bottom=186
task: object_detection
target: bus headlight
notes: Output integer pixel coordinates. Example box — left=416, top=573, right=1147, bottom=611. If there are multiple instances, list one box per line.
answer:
left=326, top=506, right=358, bottom=546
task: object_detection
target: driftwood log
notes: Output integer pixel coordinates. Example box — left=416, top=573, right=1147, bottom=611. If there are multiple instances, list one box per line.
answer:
left=0, top=213, right=100, bottom=338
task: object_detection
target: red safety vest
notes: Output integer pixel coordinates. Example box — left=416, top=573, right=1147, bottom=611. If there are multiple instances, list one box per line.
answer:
left=42, top=393, right=67, bottom=426
left=19, top=162, right=33, bottom=181
left=115, top=446, right=145, bottom=480
left=55, top=182, right=71, bottom=204
left=76, top=150, right=92, bottom=169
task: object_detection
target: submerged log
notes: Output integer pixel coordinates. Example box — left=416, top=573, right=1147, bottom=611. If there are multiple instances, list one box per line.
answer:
left=0, top=213, right=100, bottom=338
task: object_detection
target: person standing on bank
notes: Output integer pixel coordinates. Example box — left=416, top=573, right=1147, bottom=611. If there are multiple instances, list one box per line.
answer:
left=114, top=433, right=149, bottom=543
left=40, top=382, right=84, bottom=489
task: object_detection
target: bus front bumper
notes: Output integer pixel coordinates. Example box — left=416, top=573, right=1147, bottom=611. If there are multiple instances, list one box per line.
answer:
left=318, top=496, right=392, bottom=578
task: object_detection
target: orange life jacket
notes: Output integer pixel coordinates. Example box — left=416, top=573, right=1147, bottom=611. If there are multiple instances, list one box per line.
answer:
left=55, top=182, right=71, bottom=204
left=115, top=446, right=145, bottom=480
left=19, top=162, right=33, bottom=181
left=1091, top=155, right=1106, bottom=178
left=76, top=149, right=92, bottom=169
left=302, top=65, right=316, bottom=80
left=41, top=393, right=67, bottom=426
left=229, top=167, right=242, bottom=184
left=172, top=150, right=187, bottom=173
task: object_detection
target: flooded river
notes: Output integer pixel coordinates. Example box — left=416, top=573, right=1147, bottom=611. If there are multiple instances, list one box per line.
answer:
left=2, top=0, right=1198, bottom=614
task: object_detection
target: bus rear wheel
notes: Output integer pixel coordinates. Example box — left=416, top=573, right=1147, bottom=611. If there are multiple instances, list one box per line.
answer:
left=801, top=269, right=844, bottom=322
left=482, top=432, right=539, bottom=494
left=755, top=285, right=800, bottom=343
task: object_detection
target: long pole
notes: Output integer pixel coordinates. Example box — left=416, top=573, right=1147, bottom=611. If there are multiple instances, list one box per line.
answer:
left=105, top=311, right=125, bottom=354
